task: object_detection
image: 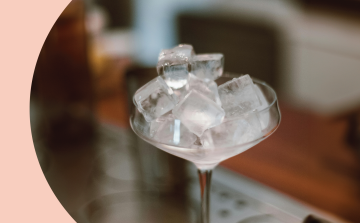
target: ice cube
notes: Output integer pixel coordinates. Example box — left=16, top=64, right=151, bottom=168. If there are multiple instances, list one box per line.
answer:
left=234, top=114, right=263, bottom=144
left=150, top=111, right=174, bottom=137
left=207, top=82, right=222, bottom=107
left=157, top=44, right=195, bottom=89
left=134, top=77, right=177, bottom=122
left=150, top=112, right=197, bottom=147
left=133, top=108, right=151, bottom=137
left=158, top=44, right=194, bottom=62
left=171, top=73, right=221, bottom=104
left=190, top=54, right=224, bottom=82
left=201, top=114, right=262, bottom=148
left=190, top=136, right=203, bottom=149
left=186, top=73, right=222, bottom=106
left=161, top=63, right=189, bottom=89
left=218, top=74, right=261, bottom=120
left=172, top=85, right=188, bottom=102
left=253, top=84, right=270, bottom=130
left=172, top=90, right=225, bottom=137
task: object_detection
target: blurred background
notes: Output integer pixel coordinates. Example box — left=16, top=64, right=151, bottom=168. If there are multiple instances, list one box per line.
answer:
left=30, top=0, right=360, bottom=222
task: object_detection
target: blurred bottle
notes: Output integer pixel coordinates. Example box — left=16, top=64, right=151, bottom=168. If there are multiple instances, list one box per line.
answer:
left=32, top=0, right=96, bottom=149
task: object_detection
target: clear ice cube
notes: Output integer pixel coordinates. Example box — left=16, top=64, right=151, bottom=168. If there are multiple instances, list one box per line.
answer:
left=170, top=73, right=222, bottom=106
left=190, top=54, right=224, bottom=82
left=201, top=114, right=262, bottom=148
left=186, top=73, right=222, bottom=106
left=134, top=77, right=177, bottom=122
left=206, top=81, right=222, bottom=107
left=218, top=74, right=261, bottom=120
left=172, top=85, right=188, bottom=102
left=150, top=111, right=174, bottom=137
left=172, top=90, right=225, bottom=137
left=254, top=84, right=270, bottom=130
left=150, top=112, right=197, bottom=147
left=157, top=44, right=195, bottom=89
left=133, top=108, right=151, bottom=137
left=234, top=115, right=263, bottom=144
left=190, top=136, right=203, bottom=149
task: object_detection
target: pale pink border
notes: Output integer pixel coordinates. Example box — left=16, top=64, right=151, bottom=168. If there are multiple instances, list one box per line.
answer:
left=1, top=0, right=75, bottom=222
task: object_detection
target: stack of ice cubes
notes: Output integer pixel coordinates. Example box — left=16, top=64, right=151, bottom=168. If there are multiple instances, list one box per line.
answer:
left=133, top=44, right=266, bottom=149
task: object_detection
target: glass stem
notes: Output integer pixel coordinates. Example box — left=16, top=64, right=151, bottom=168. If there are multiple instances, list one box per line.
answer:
left=198, top=169, right=212, bottom=223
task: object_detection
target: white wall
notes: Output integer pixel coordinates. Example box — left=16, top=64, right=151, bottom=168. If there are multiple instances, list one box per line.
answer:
left=284, top=10, right=360, bottom=115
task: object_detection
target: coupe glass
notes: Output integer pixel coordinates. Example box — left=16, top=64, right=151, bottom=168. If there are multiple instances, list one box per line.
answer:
left=130, top=73, right=281, bottom=223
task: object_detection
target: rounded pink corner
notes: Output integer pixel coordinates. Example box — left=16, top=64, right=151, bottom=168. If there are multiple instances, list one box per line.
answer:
left=1, top=0, right=75, bottom=222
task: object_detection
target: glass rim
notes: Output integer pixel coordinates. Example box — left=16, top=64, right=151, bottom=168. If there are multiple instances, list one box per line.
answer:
left=130, top=74, right=280, bottom=152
